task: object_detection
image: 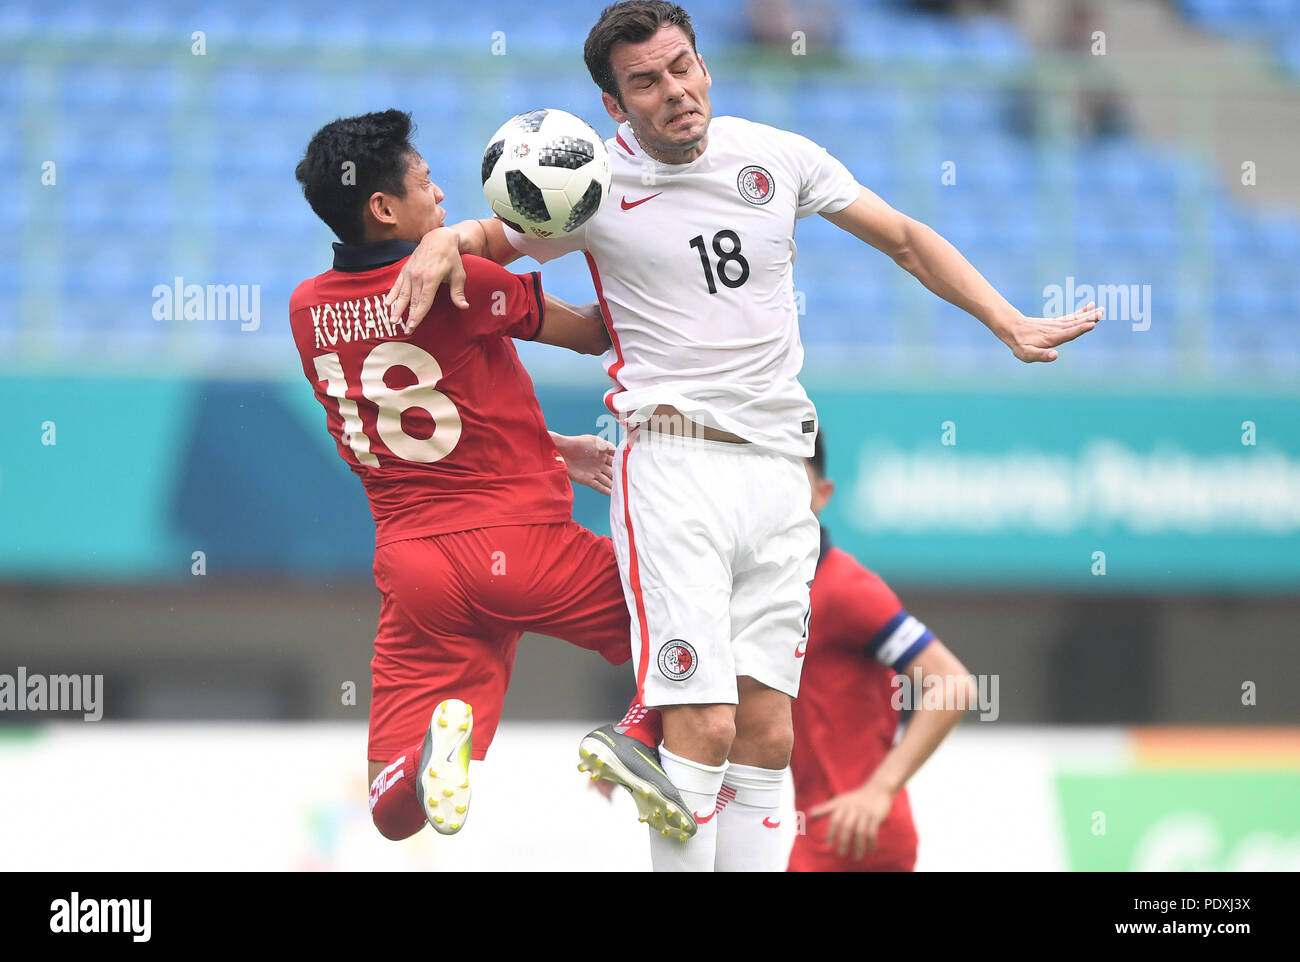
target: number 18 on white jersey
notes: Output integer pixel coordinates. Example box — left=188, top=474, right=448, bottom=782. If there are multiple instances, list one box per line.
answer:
left=503, top=115, right=861, bottom=457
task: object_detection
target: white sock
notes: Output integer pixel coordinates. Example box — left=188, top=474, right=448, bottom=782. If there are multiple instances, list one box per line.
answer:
left=650, top=744, right=727, bottom=873
left=714, top=762, right=788, bottom=872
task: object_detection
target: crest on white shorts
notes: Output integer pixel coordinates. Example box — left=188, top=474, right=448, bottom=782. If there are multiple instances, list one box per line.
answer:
left=658, top=640, right=698, bottom=681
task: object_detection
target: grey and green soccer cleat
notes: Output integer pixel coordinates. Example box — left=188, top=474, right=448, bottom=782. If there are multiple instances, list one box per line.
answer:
left=416, top=699, right=473, bottom=835
left=578, top=725, right=697, bottom=842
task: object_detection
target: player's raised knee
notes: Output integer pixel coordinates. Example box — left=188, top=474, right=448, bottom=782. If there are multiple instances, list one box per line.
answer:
left=661, top=703, right=736, bottom=766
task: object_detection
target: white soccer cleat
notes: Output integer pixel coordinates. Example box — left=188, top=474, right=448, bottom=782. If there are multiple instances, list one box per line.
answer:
left=416, top=699, right=474, bottom=835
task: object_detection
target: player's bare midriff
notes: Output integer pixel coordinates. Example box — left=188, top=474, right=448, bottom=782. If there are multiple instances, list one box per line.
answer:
left=644, top=404, right=749, bottom=444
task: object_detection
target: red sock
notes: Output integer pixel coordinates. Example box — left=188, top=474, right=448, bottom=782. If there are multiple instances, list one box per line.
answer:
left=613, top=695, right=663, bottom=749
left=369, top=743, right=427, bottom=841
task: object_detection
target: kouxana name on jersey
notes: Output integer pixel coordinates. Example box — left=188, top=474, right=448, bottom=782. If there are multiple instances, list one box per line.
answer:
left=288, top=240, right=572, bottom=547
left=306, top=291, right=412, bottom=347
left=502, top=115, right=862, bottom=457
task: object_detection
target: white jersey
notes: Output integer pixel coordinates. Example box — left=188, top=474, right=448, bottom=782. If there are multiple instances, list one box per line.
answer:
left=502, top=114, right=860, bottom=456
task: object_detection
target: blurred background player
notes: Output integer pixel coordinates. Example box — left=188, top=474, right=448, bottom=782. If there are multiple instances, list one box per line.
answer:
left=386, top=0, right=1098, bottom=872
left=789, top=432, right=973, bottom=871
left=289, top=110, right=690, bottom=841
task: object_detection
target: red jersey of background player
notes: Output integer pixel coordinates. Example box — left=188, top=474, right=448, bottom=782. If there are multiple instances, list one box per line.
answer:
left=288, top=239, right=572, bottom=544
left=788, top=527, right=936, bottom=872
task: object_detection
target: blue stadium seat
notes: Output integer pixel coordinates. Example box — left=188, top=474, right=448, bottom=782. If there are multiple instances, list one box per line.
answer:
left=58, top=184, right=119, bottom=233
left=936, top=88, right=1010, bottom=134
left=0, top=129, right=20, bottom=182
left=0, top=243, right=21, bottom=297
left=212, top=123, right=307, bottom=178
left=951, top=141, right=1036, bottom=191
left=805, top=275, right=898, bottom=351
left=107, top=0, right=177, bottom=44
left=210, top=68, right=275, bottom=116
left=1278, top=29, right=1300, bottom=76
left=58, top=114, right=168, bottom=175
left=928, top=201, right=982, bottom=252
left=929, top=296, right=998, bottom=354
left=956, top=15, right=1031, bottom=66
left=56, top=237, right=143, bottom=299
left=1261, top=0, right=1300, bottom=21
left=0, top=2, right=37, bottom=39
left=1072, top=142, right=1171, bottom=196
left=354, top=72, right=419, bottom=117
left=32, top=0, right=109, bottom=41
left=0, top=63, right=22, bottom=118
left=1255, top=212, right=1300, bottom=259
left=1184, top=0, right=1300, bottom=35
left=241, top=7, right=313, bottom=47
left=62, top=65, right=180, bottom=115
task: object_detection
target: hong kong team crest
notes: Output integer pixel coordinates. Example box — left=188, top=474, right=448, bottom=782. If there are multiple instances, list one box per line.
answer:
left=658, top=640, right=698, bottom=680
left=737, top=165, right=775, bottom=205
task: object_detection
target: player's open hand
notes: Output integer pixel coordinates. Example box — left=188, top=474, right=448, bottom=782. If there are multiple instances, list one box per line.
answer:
left=810, top=778, right=896, bottom=861
left=383, top=226, right=468, bottom=330
left=998, top=302, right=1103, bottom=363
left=552, top=433, right=615, bottom=496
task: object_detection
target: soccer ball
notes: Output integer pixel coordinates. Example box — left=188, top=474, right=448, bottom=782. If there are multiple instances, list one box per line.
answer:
left=481, top=108, right=611, bottom=238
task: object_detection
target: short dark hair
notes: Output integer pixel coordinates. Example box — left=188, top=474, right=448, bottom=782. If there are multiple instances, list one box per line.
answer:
left=294, top=109, right=417, bottom=244
left=809, top=430, right=826, bottom=479
left=584, top=1, right=697, bottom=105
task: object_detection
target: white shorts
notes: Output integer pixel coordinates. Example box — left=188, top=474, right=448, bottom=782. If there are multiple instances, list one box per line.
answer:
left=609, top=428, right=820, bottom=707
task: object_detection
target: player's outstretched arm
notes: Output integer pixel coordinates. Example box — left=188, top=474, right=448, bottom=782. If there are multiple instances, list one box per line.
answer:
left=384, top=218, right=523, bottom=329
left=811, top=639, right=974, bottom=861
left=821, top=187, right=1102, bottom=362
left=549, top=431, right=614, bottom=496
left=536, top=296, right=611, bottom=356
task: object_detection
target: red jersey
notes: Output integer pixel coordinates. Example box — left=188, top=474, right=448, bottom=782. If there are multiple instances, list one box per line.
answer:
left=288, top=239, right=572, bottom=547
left=789, top=527, right=935, bottom=872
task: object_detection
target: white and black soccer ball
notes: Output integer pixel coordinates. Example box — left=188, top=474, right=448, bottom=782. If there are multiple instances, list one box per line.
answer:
left=481, top=108, right=611, bottom=238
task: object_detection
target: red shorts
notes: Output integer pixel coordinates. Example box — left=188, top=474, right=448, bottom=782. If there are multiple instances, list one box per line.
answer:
left=787, top=796, right=918, bottom=872
left=367, top=521, right=631, bottom=762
